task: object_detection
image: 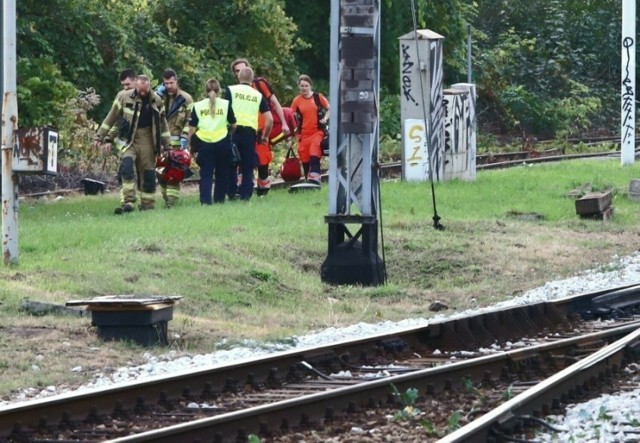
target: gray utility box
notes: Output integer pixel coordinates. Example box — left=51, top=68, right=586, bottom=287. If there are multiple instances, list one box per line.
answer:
left=66, top=296, right=182, bottom=347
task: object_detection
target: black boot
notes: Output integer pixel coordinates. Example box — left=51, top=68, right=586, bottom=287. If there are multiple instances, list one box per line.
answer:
left=114, top=203, right=135, bottom=215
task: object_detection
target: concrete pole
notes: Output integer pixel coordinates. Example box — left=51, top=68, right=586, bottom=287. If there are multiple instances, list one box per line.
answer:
left=2, top=0, right=19, bottom=265
left=621, top=0, right=636, bottom=165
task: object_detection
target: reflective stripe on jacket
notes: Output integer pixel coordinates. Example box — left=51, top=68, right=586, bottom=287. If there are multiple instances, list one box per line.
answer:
left=95, top=89, right=170, bottom=153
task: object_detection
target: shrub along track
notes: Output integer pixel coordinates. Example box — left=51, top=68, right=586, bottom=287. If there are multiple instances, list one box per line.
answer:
left=2, top=284, right=640, bottom=442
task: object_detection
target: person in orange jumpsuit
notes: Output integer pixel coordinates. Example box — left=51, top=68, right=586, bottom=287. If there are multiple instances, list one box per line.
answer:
left=290, top=74, right=330, bottom=185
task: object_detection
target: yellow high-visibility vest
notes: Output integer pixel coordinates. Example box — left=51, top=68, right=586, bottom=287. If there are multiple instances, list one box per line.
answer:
left=228, top=84, right=261, bottom=130
left=193, top=97, right=230, bottom=143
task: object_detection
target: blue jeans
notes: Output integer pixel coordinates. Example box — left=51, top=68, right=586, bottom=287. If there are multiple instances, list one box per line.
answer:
left=196, top=138, right=232, bottom=204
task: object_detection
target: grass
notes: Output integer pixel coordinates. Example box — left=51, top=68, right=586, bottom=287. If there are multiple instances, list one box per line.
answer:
left=1, top=158, right=640, bottom=395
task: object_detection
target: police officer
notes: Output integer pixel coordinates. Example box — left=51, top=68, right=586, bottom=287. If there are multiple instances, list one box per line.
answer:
left=155, top=69, right=194, bottom=208
left=230, top=58, right=290, bottom=196
left=226, top=67, right=273, bottom=201
left=188, top=79, right=237, bottom=205
left=93, top=75, right=171, bottom=213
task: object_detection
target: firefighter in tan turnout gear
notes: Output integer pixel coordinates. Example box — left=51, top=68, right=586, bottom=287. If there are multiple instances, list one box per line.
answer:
left=93, top=75, right=171, bottom=214
left=155, top=69, right=194, bottom=208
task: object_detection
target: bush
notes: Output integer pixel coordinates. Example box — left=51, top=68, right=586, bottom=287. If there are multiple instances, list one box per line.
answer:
left=380, top=92, right=401, bottom=140
left=17, top=57, right=77, bottom=129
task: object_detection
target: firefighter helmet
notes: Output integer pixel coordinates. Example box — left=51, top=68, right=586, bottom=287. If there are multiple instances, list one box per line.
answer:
left=169, top=149, right=192, bottom=167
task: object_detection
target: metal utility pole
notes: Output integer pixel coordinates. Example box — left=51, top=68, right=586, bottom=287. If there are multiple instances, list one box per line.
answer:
left=321, top=0, right=385, bottom=286
left=2, top=0, right=19, bottom=265
left=621, top=0, right=636, bottom=165
left=467, top=24, right=472, bottom=83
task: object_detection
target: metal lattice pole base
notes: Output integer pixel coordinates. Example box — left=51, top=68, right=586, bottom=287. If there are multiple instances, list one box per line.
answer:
left=321, top=221, right=385, bottom=286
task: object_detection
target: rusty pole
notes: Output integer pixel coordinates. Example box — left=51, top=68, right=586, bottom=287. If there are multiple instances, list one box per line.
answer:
left=2, top=0, right=19, bottom=265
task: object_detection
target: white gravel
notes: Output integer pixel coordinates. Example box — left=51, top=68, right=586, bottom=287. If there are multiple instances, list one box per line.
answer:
left=535, top=363, right=640, bottom=442
left=4, top=252, right=640, bottom=440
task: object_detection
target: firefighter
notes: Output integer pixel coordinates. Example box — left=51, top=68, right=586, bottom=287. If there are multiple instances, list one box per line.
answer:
left=226, top=67, right=273, bottom=201
left=105, top=68, right=138, bottom=185
left=155, top=69, right=194, bottom=208
left=119, top=68, right=137, bottom=90
left=93, top=75, right=171, bottom=213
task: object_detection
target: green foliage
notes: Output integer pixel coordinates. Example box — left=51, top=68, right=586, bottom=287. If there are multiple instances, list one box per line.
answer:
left=283, top=1, right=326, bottom=79
left=10, top=0, right=633, bottom=175
left=379, top=135, right=401, bottom=163
left=379, top=0, right=475, bottom=92
left=447, top=410, right=463, bottom=431
left=553, top=81, right=602, bottom=140
left=153, top=0, right=302, bottom=97
left=390, top=384, right=422, bottom=420
left=597, top=405, right=613, bottom=421
left=378, top=93, right=402, bottom=162
left=247, top=435, right=261, bottom=443
left=16, top=58, right=77, bottom=129
left=17, top=0, right=147, bottom=119
left=380, top=93, right=401, bottom=140
left=56, top=88, right=119, bottom=178
left=473, top=0, right=621, bottom=138
left=462, top=376, right=474, bottom=393
left=502, top=383, right=514, bottom=401
left=421, top=418, right=441, bottom=437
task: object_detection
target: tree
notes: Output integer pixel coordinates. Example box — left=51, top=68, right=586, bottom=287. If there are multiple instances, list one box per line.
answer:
left=150, top=0, right=302, bottom=100
left=472, top=0, right=619, bottom=138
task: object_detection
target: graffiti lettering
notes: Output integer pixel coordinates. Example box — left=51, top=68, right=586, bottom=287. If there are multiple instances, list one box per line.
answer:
left=622, top=37, right=635, bottom=147
left=407, top=125, right=424, bottom=163
left=401, top=43, right=418, bottom=106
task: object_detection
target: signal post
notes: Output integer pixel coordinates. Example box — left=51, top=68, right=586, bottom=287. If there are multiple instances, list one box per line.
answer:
left=321, top=0, right=385, bottom=286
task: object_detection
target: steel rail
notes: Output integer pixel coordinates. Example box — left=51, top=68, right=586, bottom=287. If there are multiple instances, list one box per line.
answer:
left=106, top=321, right=640, bottom=442
left=16, top=149, right=627, bottom=198
left=440, top=325, right=640, bottom=443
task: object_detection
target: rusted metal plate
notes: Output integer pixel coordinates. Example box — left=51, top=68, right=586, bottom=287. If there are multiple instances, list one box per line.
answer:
left=65, top=295, right=182, bottom=308
left=12, top=126, right=58, bottom=174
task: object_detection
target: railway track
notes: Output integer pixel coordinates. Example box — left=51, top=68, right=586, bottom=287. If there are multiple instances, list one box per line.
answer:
left=18, top=148, right=626, bottom=199
left=1, top=283, right=640, bottom=442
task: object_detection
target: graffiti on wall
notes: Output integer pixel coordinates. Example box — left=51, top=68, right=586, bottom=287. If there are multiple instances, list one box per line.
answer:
left=622, top=36, right=635, bottom=149
left=463, top=84, right=477, bottom=180
left=428, top=39, right=444, bottom=181
left=403, top=119, right=429, bottom=181
left=443, top=85, right=477, bottom=181
left=444, top=93, right=467, bottom=152
left=400, top=43, right=418, bottom=107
